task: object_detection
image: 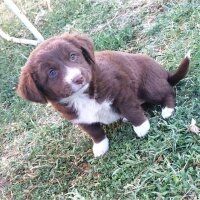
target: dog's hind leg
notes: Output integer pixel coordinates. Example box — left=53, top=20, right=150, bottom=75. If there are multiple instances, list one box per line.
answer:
left=119, top=100, right=150, bottom=138
left=161, top=92, right=176, bottom=119
left=141, top=83, right=176, bottom=119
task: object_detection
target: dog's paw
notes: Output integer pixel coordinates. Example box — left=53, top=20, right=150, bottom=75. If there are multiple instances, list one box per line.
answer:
left=93, top=137, right=109, bottom=157
left=162, top=107, right=174, bottom=119
left=133, top=119, right=150, bottom=137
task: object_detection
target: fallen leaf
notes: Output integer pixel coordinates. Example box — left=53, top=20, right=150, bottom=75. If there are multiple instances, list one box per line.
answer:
left=189, top=118, right=199, bottom=134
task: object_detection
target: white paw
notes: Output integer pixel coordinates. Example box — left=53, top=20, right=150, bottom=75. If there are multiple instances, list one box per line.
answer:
left=92, top=137, right=109, bottom=157
left=162, top=107, right=174, bottom=119
left=133, top=119, right=150, bottom=137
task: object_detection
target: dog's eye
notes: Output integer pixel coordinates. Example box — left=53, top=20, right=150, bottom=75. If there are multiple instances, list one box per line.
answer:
left=70, top=53, right=77, bottom=61
left=48, top=69, right=58, bottom=79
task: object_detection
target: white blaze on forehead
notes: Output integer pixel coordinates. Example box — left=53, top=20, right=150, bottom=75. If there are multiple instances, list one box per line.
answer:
left=65, top=67, right=81, bottom=84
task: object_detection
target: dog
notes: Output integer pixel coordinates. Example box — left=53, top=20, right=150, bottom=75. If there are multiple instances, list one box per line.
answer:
left=17, top=33, right=190, bottom=157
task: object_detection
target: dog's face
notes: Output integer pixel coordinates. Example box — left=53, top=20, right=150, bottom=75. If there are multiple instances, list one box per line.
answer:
left=17, top=33, right=95, bottom=103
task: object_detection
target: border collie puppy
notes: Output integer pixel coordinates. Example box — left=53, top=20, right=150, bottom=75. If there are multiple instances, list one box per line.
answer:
left=17, top=33, right=190, bottom=157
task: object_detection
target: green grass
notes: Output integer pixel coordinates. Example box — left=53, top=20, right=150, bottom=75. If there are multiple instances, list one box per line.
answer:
left=0, top=0, right=200, bottom=199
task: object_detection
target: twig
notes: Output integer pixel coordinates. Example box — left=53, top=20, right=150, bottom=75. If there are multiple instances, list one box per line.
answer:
left=3, top=0, right=44, bottom=43
left=46, top=0, right=52, bottom=12
left=0, top=28, right=38, bottom=45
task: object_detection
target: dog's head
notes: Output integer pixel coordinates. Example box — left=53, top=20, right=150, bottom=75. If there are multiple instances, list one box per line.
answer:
left=17, top=33, right=95, bottom=103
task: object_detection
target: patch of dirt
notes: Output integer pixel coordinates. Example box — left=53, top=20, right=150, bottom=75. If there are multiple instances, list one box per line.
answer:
left=0, top=176, right=8, bottom=192
left=37, top=108, right=63, bottom=126
left=182, top=191, right=197, bottom=200
left=1, top=132, right=28, bottom=170
left=90, top=0, right=168, bottom=34
left=1, top=147, right=21, bottom=168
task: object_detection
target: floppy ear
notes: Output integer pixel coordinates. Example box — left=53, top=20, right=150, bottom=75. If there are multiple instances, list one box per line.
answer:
left=81, top=46, right=95, bottom=65
left=62, top=33, right=95, bottom=65
left=17, top=68, right=47, bottom=104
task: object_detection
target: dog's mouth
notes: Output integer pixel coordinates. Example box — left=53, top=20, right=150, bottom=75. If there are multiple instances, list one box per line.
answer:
left=66, top=79, right=89, bottom=96
left=61, top=67, right=91, bottom=100
left=70, top=77, right=88, bottom=93
left=76, top=83, right=89, bottom=93
left=60, top=83, right=89, bottom=104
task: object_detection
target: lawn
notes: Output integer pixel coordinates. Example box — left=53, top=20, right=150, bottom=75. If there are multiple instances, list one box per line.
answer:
left=0, top=0, right=199, bottom=199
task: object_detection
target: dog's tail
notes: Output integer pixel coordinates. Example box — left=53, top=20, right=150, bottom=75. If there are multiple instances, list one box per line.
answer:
left=167, top=50, right=190, bottom=86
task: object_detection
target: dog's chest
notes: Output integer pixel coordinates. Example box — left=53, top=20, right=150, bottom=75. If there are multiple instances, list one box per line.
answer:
left=67, top=94, right=121, bottom=124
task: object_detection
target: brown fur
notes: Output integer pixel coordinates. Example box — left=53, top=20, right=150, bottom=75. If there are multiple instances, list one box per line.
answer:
left=17, top=33, right=190, bottom=146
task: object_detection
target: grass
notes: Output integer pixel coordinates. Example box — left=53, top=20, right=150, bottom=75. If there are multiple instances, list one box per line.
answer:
left=0, top=0, right=200, bottom=199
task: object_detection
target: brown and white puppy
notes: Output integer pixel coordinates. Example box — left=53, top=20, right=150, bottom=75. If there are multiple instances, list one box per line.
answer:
left=17, top=33, right=190, bottom=157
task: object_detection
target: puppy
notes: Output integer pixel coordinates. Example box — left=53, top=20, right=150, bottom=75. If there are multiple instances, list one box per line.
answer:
left=17, top=33, right=190, bottom=157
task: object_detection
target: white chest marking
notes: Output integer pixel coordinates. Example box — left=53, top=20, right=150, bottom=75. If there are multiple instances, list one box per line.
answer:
left=60, top=89, right=121, bottom=124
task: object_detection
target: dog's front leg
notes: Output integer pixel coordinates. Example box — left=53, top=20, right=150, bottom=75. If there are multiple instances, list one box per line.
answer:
left=79, top=123, right=109, bottom=157
left=119, top=102, right=150, bottom=138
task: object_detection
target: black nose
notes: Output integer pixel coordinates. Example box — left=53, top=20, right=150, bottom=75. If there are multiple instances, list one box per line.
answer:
left=72, top=75, right=84, bottom=85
